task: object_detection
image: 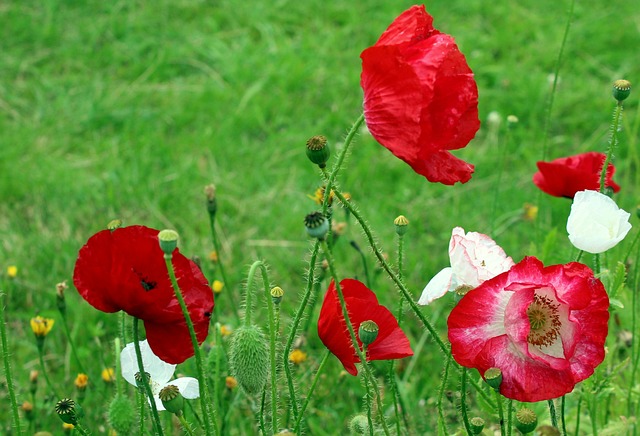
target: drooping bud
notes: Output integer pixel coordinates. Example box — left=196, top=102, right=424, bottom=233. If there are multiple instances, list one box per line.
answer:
left=469, top=416, right=485, bottom=434
left=358, top=320, right=379, bottom=347
left=305, top=135, right=331, bottom=168
left=394, top=215, right=409, bottom=236
left=229, top=325, right=269, bottom=395
left=270, top=286, right=284, bottom=305
left=515, top=408, right=538, bottom=434
left=159, top=384, right=185, bottom=415
left=108, top=394, right=136, bottom=434
left=158, top=229, right=179, bottom=255
left=304, top=212, right=329, bottom=240
left=612, top=79, right=631, bottom=102
left=484, top=367, right=502, bottom=391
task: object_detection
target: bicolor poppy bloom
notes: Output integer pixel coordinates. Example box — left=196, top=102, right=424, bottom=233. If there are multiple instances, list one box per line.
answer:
left=360, top=5, right=480, bottom=185
left=120, top=340, right=200, bottom=411
left=532, top=152, right=620, bottom=198
left=318, top=279, right=413, bottom=376
left=419, top=227, right=514, bottom=305
left=448, top=257, right=609, bottom=402
left=567, top=190, right=632, bottom=254
left=73, top=225, right=213, bottom=364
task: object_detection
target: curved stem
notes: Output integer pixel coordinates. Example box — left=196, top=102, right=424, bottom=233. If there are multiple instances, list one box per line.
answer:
left=178, top=414, right=196, bottom=436
left=132, top=317, right=164, bottom=436
left=0, top=291, right=22, bottom=435
left=496, top=391, right=506, bottom=436
left=599, top=102, right=624, bottom=192
left=460, top=368, right=473, bottom=436
left=208, top=214, right=241, bottom=324
left=293, top=350, right=330, bottom=433
left=163, top=255, right=218, bottom=436
left=437, top=354, right=453, bottom=436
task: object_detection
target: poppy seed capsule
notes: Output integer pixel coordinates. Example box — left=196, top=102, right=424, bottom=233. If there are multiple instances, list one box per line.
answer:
left=159, top=385, right=184, bottom=415
left=359, top=320, right=379, bottom=346
left=612, top=79, right=631, bottom=102
left=469, top=417, right=485, bottom=435
left=158, top=230, right=179, bottom=255
left=515, top=408, right=538, bottom=434
left=229, top=325, right=269, bottom=395
left=394, top=215, right=409, bottom=235
left=108, top=394, right=135, bottom=434
left=304, top=212, right=329, bottom=240
left=305, top=135, right=330, bottom=168
left=484, top=367, right=502, bottom=391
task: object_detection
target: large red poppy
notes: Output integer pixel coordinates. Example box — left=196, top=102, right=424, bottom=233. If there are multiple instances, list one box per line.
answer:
left=317, top=279, right=413, bottom=376
left=73, top=225, right=214, bottom=364
left=532, top=151, right=620, bottom=198
left=448, top=257, right=609, bottom=402
left=360, top=5, right=480, bottom=185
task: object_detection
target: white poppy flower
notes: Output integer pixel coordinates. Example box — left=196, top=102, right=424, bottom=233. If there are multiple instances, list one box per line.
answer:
left=567, top=190, right=632, bottom=254
left=120, top=340, right=200, bottom=411
left=418, top=227, right=514, bottom=305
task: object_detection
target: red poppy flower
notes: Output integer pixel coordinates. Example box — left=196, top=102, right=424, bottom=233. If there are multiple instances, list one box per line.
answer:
left=448, top=257, right=609, bottom=402
left=317, top=279, right=413, bottom=375
left=533, top=151, right=620, bottom=198
left=360, top=5, right=480, bottom=185
left=73, top=225, right=213, bottom=364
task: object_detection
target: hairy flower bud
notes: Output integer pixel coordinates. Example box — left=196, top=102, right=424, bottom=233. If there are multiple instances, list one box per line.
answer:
left=229, top=325, right=269, bottom=395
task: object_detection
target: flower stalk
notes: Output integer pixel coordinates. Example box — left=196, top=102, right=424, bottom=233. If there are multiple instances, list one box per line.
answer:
left=0, top=291, right=22, bottom=435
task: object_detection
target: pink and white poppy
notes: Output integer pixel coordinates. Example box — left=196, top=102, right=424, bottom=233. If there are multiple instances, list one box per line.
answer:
left=418, top=227, right=514, bottom=305
left=448, top=257, right=609, bottom=402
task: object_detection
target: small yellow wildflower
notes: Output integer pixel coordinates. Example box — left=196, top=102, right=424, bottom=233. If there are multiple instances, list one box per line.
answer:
left=75, top=373, right=89, bottom=390
left=62, top=423, right=75, bottom=432
left=208, top=250, right=219, bottom=263
left=288, top=349, right=308, bottom=365
left=225, top=376, right=238, bottom=390
left=30, top=316, right=55, bottom=337
left=101, top=368, right=115, bottom=383
left=7, top=265, right=18, bottom=278
left=523, top=203, right=539, bottom=221
left=307, top=186, right=334, bottom=206
left=212, top=280, right=224, bottom=294
left=220, top=325, right=233, bottom=337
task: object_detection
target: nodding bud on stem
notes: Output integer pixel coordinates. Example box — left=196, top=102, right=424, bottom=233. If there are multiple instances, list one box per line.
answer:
left=306, top=135, right=331, bottom=168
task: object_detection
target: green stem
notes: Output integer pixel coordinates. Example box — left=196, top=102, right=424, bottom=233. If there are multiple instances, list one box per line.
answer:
left=548, top=399, right=559, bottom=429
left=574, top=393, right=581, bottom=436
left=208, top=214, right=241, bottom=324
left=322, top=181, right=449, bottom=355
left=284, top=241, right=320, bottom=423
left=589, top=395, right=598, bottom=436
left=293, top=350, right=331, bottom=434
left=37, top=343, right=60, bottom=399
left=599, top=101, right=624, bottom=192
left=561, top=395, right=567, bottom=436
left=496, top=391, right=506, bottom=436
left=178, top=414, right=196, bottom=436
left=0, top=291, right=22, bottom=435
left=320, top=239, right=391, bottom=436
left=460, top=369, right=473, bottom=436
left=58, top=309, right=85, bottom=373
left=437, top=354, right=452, bottom=436
left=506, top=399, right=513, bottom=436
left=163, top=255, right=218, bottom=436
left=132, top=317, right=164, bottom=436
left=74, top=423, right=90, bottom=435
left=138, top=390, right=145, bottom=436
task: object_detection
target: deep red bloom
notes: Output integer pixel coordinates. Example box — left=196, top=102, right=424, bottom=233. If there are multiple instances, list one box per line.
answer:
left=533, top=151, right=620, bottom=198
left=448, top=257, right=609, bottom=402
left=73, top=225, right=214, bottom=364
left=317, top=279, right=413, bottom=375
left=360, top=5, right=480, bottom=185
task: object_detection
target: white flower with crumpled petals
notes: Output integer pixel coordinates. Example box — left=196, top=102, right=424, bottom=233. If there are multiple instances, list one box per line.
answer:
left=567, top=189, right=632, bottom=254
left=418, top=227, right=514, bottom=305
left=120, top=340, right=199, bottom=411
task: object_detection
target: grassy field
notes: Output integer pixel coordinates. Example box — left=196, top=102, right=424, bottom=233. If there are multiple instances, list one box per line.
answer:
left=1, top=0, right=640, bottom=434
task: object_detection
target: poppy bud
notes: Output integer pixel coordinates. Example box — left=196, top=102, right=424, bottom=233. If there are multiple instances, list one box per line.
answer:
left=515, top=408, right=538, bottom=434
left=394, top=215, right=409, bottom=235
left=158, top=229, right=179, bottom=255
left=304, top=212, right=329, bottom=240
left=204, top=184, right=218, bottom=218
left=484, top=367, right=502, bottom=391
left=159, top=384, right=184, bottom=415
left=108, top=394, right=135, bottom=433
left=305, top=135, right=330, bottom=168
left=349, top=414, right=370, bottom=434
left=612, top=79, right=631, bottom=102
left=229, top=325, right=269, bottom=395
left=469, top=417, right=485, bottom=434
left=358, top=320, right=379, bottom=347
left=270, top=286, right=284, bottom=305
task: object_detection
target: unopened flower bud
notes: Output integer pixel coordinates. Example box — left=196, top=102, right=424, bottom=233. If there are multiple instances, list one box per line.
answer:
left=612, top=79, right=631, bottom=102
left=394, top=215, right=409, bottom=235
left=159, top=384, right=184, bottom=415
left=158, top=230, right=179, bottom=255
left=22, top=401, right=34, bottom=421
left=349, top=414, right=370, bottom=434
left=108, top=394, right=135, bottom=434
left=204, top=184, right=218, bottom=218
left=304, top=212, right=329, bottom=240
left=305, top=135, right=331, bottom=168
left=359, top=320, right=379, bottom=347
left=469, top=417, right=485, bottom=434
left=229, top=325, right=269, bottom=395
left=484, top=367, right=502, bottom=391
left=270, top=286, right=284, bottom=305
left=74, top=373, right=89, bottom=391
left=225, top=376, right=238, bottom=390
left=515, top=408, right=538, bottom=434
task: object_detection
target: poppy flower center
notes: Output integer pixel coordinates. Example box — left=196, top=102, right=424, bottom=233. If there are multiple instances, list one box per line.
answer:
left=526, top=294, right=561, bottom=347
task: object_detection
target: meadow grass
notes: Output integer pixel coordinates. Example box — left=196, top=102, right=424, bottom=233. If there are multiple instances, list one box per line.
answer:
left=1, top=0, right=640, bottom=434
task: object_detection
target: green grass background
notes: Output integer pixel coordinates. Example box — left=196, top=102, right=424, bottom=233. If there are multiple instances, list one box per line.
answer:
left=1, top=0, right=640, bottom=434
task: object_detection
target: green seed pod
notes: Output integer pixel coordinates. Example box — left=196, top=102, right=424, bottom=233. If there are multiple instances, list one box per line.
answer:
left=393, top=215, right=409, bottom=236
left=305, top=135, right=331, bottom=168
left=158, top=229, right=179, bottom=255
left=484, top=367, right=502, bottom=391
left=159, top=385, right=184, bottom=415
left=515, top=408, right=538, bottom=434
left=612, top=79, right=631, bottom=102
left=229, top=325, right=269, bottom=395
left=304, top=211, right=329, bottom=240
left=349, top=414, right=370, bottom=434
left=358, top=320, right=379, bottom=347
left=469, top=417, right=485, bottom=434
left=108, top=394, right=136, bottom=434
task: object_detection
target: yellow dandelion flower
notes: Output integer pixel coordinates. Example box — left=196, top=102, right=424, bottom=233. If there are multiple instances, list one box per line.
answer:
left=225, top=376, right=238, bottom=390
left=307, top=186, right=336, bottom=206
left=220, top=325, right=232, bottom=337
left=212, top=280, right=224, bottom=294
left=7, top=265, right=18, bottom=278
left=102, top=368, right=115, bottom=383
left=75, top=373, right=89, bottom=390
left=288, top=349, right=308, bottom=365
left=30, top=316, right=55, bottom=337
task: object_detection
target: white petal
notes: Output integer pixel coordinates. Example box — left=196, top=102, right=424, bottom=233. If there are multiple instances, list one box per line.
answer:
left=418, top=267, right=453, bottom=305
left=120, top=340, right=176, bottom=388
left=169, top=377, right=200, bottom=399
